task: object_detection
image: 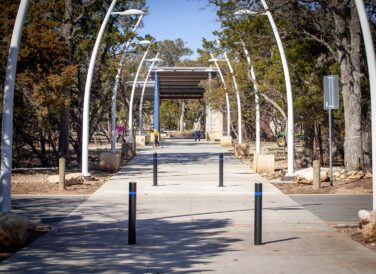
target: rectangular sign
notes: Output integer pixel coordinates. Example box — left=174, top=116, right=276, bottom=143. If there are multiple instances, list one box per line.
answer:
left=323, top=75, right=340, bottom=110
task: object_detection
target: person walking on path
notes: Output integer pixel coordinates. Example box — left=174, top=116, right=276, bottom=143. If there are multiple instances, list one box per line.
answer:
left=153, top=128, right=160, bottom=148
left=193, top=119, right=201, bottom=141
left=116, top=120, right=126, bottom=143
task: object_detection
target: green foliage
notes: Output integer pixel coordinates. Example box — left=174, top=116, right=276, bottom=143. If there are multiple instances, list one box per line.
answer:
left=0, top=0, right=147, bottom=166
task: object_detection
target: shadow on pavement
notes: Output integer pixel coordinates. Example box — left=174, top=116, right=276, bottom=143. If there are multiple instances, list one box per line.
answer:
left=12, top=197, right=87, bottom=226
left=1, top=217, right=241, bottom=273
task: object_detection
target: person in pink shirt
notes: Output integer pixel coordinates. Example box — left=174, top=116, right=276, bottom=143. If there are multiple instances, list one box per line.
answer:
left=116, top=120, right=126, bottom=143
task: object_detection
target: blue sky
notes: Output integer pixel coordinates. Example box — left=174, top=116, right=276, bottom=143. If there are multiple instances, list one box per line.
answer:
left=138, top=0, right=221, bottom=59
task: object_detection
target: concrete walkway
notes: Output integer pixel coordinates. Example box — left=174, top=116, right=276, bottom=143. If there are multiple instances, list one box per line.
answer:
left=1, top=139, right=375, bottom=273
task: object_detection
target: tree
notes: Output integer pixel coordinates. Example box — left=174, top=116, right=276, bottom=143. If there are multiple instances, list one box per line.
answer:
left=0, top=0, right=147, bottom=167
left=204, top=0, right=375, bottom=170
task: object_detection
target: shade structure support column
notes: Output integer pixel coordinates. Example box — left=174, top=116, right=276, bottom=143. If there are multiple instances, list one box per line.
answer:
left=139, top=52, right=160, bottom=136
left=153, top=71, right=159, bottom=131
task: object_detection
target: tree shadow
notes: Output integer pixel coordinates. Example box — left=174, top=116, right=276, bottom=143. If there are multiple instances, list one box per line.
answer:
left=0, top=215, right=241, bottom=273
left=11, top=197, right=87, bottom=225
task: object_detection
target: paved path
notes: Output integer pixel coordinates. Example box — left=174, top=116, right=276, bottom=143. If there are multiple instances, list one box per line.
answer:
left=1, top=139, right=375, bottom=273
left=289, top=194, right=372, bottom=224
left=12, top=196, right=88, bottom=226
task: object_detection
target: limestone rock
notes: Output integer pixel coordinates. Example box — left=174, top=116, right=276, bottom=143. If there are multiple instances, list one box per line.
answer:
left=293, top=167, right=329, bottom=182
left=359, top=210, right=376, bottom=243
left=220, top=136, right=232, bottom=147
left=358, top=209, right=371, bottom=225
left=99, top=152, right=121, bottom=172
left=47, top=173, right=84, bottom=186
left=364, top=171, right=372, bottom=179
left=347, top=171, right=365, bottom=180
left=0, top=213, right=29, bottom=247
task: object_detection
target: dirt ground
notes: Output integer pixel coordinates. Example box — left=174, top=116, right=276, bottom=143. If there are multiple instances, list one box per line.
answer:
left=272, top=177, right=373, bottom=195
left=11, top=169, right=110, bottom=195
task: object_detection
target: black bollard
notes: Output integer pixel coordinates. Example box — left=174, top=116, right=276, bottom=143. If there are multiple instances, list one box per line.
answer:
left=219, top=153, right=224, bottom=187
left=153, top=152, right=158, bottom=186
left=128, top=182, right=137, bottom=245
left=254, top=183, right=262, bottom=245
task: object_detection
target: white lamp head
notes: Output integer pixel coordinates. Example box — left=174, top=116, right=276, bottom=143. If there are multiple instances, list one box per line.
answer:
left=209, top=57, right=225, bottom=62
left=111, top=9, right=145, bottom=16
left=234, top=9, right=266, bottom=16
left=138, top=40, right=152, bottom=46
left=146, top=57, right=162, bottom=62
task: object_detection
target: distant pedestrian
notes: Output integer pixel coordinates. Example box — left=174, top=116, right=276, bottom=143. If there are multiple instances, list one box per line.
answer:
left=153, top=128, right=160, bottom=148
left=193, top=119, right=201, bottom=141
left=116, top=120, right=126, bottom=143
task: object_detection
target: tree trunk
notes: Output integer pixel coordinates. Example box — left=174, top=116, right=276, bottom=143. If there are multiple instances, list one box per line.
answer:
left=59, top=0, right=73, bottom=162
left=333, top=1, right=363, bottom=170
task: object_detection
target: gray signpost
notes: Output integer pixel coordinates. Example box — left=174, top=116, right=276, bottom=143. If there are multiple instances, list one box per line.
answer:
left=323, top=75, right=339, bottom=186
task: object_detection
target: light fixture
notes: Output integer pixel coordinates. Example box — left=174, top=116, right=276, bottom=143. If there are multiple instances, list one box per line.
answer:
left=138, top=40, right=152, bottom=46
left=111, top=9, right=145, bottom=16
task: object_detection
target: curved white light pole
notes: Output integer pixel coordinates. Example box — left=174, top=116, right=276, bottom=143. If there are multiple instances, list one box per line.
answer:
left=82, top=0, right=116, bottom=177
left=236, top=1, right=294, bottom=176
left=223, top=51, right=243, bottom=144
left=209, top=54, right=231, bottom=137
left=237, top=40, right=261, bottom=154
left=206, top=66, right=213, bottom=132
left=139, top=53, right=162, bottom=136
left=128, top=40, right=151, bottom=142
left=355, top=0, right=376, bottom=209
left=81, top=2, right=144, bottom=176
left=0, top=0, right=29, bottom=212
left=111, top=12, right=144, bottom=153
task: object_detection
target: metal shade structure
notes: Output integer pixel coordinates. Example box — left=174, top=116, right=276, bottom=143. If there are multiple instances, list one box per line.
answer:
left=150, top=67, right=217, bottom=99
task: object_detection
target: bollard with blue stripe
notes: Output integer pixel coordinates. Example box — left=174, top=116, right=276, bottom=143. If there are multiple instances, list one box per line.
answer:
left=153, top=152, right=158, bottom=186
left=128, top=182, right=137, bottom=245
left=219, top=153, right=224, bottom=187
left=254, top=183, right=262, bottom=245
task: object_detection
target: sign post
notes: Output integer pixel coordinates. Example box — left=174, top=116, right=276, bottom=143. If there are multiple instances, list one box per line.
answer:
left=323, top=75, right=339, bottom=186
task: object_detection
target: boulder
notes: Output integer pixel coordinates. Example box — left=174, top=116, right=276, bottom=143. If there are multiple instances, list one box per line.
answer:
left=234, top=143, right=253, bottom=157
left=47, top=172, right=84, bottom=186
left=358, top=209, right=371, bottom=225
left=220, top=136, right=232, bottom=147
left=122, top=142, right=136, bottom=160
left=293, top=167, right=328, bottom=182
left=206, top=132, right=219, bottom=142
left=135, top=135, right=146, bottom=147
left=358, top=210, right=376, bottom=243
left=364, top=171, right=372, bottom=179
left=0, top=213, right=29, bottom=247
left=253, top=154, right=275, bottom=174
left=99, top=152, right=122, bottom=172
left=347, top=171, right=365, bottom=180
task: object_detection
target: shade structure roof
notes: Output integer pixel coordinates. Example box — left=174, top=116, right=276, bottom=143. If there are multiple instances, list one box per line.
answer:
left=131, top=67, right=217, bottom=100
left=152, top=67, right=217, bottom=99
